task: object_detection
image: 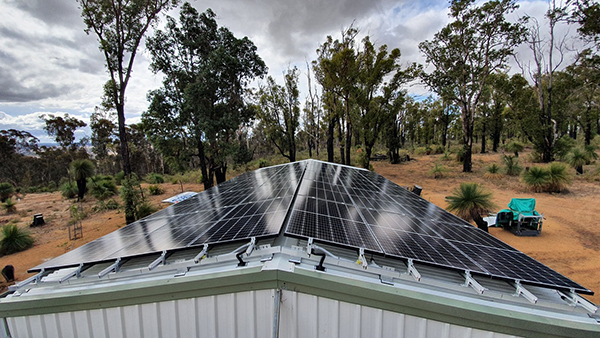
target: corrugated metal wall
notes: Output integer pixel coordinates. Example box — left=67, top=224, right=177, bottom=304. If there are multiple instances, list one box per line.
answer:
left=4, top=290, right=518, bottom=338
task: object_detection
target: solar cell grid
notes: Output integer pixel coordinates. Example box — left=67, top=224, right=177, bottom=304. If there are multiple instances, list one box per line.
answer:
left=33, top=159, right=591, bottom=294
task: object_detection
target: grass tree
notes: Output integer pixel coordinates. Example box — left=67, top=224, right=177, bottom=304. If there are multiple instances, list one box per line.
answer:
left=446, top=183, right=496, bottom=232
left=0, top=224, right=34, bottom=255
left=567, top=147, right=589, bottom=175
left=70, top=159, right=95, bottom=201
left=0, top=183, right=14, bottom=203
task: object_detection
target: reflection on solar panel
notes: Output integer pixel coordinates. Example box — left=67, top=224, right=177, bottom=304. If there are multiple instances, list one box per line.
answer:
left=34, top=162, right=305, bottom=270
left=284, top=160, right=590, bottom=294
left=33, top=159, right=590, bottom=294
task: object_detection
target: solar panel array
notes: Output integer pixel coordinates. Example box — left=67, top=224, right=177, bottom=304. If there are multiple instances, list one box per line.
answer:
left=33, top=159, right=590, bottom=294
left=285, top=161, right=590, bottom=294
left=34, top=162, right=306, bottom=270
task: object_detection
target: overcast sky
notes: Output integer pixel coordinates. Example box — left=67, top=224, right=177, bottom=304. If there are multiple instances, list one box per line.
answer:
left=0, top=0, right=579, bottom=143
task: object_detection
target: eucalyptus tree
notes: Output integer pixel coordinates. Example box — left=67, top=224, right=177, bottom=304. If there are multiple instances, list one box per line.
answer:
left=78, top=0, right=180, bottom=178
left=355, top=37, right=411, bottom=169
left=144, top=3, right=266, bottom=188
left=40, top=114, right=87, bottom=151
left=313, top=27, right=360, bottom=165
left=419, top=0, right=526, bottom=172
left=256, top=67, right=301, bottom=163
left=565, top=50, right=600, bottom=145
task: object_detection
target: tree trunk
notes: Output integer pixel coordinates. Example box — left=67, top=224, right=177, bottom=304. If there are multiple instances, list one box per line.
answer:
left=480, top=121, right=486, bottom=154
left=473, top=213, right=489, bottom=232
left=215, top=162, right=227, bottom=184
left=116, top=102, right=135, bottom=224
left=197, top=139, right=211, bottom=190
left=461, top=106, right=473, bottom=172
left=76, top=179, right=86, bottom=202
left=338, top=118, right=345, bottom=165
left=327, top=118, right=335, bottom=162
left=345, top=120, right=352, bottom=165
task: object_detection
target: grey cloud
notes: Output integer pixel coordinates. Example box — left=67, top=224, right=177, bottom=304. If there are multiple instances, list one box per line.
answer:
left=0, top=65, right=74, bottom=102
left=9, top=0, right=82, bottom=28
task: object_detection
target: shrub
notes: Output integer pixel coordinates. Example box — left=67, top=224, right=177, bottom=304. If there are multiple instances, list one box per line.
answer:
left=554, top=135, right=576, bottom=161
left=258, top=159, right=270, bottom=168
left=88, top=175, right=118, bottom=200
left=440, top=151, right=452, bottom=161
left=413, top=146, right=431, bottom=156
left=429, top=163, right=447, bottom=178
left=567, top=147, right=588, bottom=175
left=2, top=198, right=17, bottom=214
left=522, top=166, right=549, bottom=193
left=60, top=182, right=78, bottom=199
left=503, top=141, right=524, bottom=157
left=148, top=184, right=165, bottom=195
left=114, top=171, right=126, bottom=185
left=146, top=173, right=165, bottom=184
left=93, top=198, right=120, bottom=212
left=483, top=164, right=503, bottom=180
left=503, top=155, right=522, bottom=176
left=522, top=162, right=572, bottom=193
left=0, top=182, right=14, bottom=202
left=546, top=162, right=572, bottom=193
left=136, top=202, right=158, bottom=220
left=0, top=224, right=34, bottom=255
left=433, top=144, right=445, bottom=154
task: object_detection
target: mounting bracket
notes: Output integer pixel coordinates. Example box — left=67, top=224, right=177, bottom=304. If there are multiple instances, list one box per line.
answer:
left=462, top=271, right=486, bottom=294
left=194, top=244, right=210, bottom=263
left=148, top=251, right=168, bottom=271
left=98, top=258, right=122, bottom=278
left=513, top=280, right=538, bottom=304
left=406, top=259, right=421, bottom=281
left=356, top=248, right=368, bottom=269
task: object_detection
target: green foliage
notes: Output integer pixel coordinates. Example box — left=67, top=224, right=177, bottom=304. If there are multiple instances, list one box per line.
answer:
left=88, top=175, right=117, bottom=200
left=114, top=171, right=125, bottom=185
left=553, top=136, right=576, bottom=161
left=483, top=163, right=503, bottom=179
left=93, top=198, right=120, bottom=212
left=503, top=155, right=522, bottom=176
left=429, top=163, right=447, bottom=178
left=413, top=146, right=432, bottom=156
left=440, top=151, right=452, bottom=161
left=522, top=162, right=572, bottom=193
left=547, top=162, right=572, bottom=193
left=60, top=182, right=78, bottom=199
left=146, top=173, right=164, bottom=184
left=136, top=202, right=158, bottom=220
left=256, top=67, right=301, bottom=162
left=40, top=113, right=87, bottom=150
left=2, top=198, right=17, bottom=214
left=419, top=0, right=526, bottom=172
left=503, top=141, right=524, bottom=157
left=69, top=204, right=87, bottom=224
left=0, top=224, right=34, bottom=255
left=148, top=184, right=165, bottom=195
left=144, top=4, right=266, bottom=188
left=0, top=182, right=14, bottom=202
left=70, top=159, right=95, bottom=201
left=445, top=183, right=496, bottom=226
left=120, top=174, right=142, bottom=224
left=522, top=167, right=549, bottom=192
left=258, top=159, right=270, bottom=168
left=567, top=147, right=589, bottom=174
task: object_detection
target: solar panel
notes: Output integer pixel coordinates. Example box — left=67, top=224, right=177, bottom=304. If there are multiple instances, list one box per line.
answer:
left=284, top=160, right=591, bottom=294
left=33, top=162, right=305, bottom=271
left=33, top=159, right=591, bottom=294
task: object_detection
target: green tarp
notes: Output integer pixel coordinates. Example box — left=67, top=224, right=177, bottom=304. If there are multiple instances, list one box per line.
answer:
left=500, top=198, right=540, bottom=221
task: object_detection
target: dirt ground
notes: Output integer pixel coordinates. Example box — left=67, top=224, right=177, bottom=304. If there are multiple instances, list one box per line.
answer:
left=1, top=152, right=599, bottom=304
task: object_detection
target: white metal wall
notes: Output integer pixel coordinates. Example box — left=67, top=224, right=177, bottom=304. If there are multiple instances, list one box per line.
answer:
left=5, top=290, right=275, bottom=338
left=278, top=291, right=519, bottom=338
left=4, top=290, right=519, bottom=338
